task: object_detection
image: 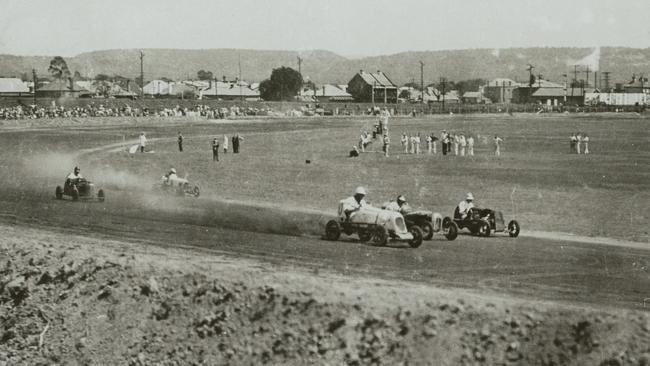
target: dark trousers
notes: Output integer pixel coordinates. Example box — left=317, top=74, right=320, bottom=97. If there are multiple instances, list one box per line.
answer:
left=213, top=150, right=219, bottom=161
left=442, top=143, right=447, bottom=155
left=140, top=146, right=144, bottom=153
left=178, top=142, right=183, bottom=152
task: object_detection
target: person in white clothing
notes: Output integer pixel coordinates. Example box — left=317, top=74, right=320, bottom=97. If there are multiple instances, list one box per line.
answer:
left=456, top=192, right=475, bottom=220
left=67, top=166, right=83, bottom=180
left=384, top=195, right=411, bottom=215
left=410, top=134, right=417, bottom=154
left=400, top=132, right=409, bottom=153
left=494, top=135, right=503, bottom=156
left=459, top=134, right=467, bottom=156
left=139, top=132, right=147, bottom=153
left=426, top=134, right=433, bottom=154
left=467, top=135, right=475, bottom=156
left=161, top=168, right=178, bottom=185
left=576, top=133, right=582, bottom=154
left=583, top=134, right=590, bottom=154
left=453, top=134, right=459, bottom=155
left=340, top=186, right=368, bottom=220
left=415, top=133, right=421, bottom=154
left=223, top=134, right=229, bottom=153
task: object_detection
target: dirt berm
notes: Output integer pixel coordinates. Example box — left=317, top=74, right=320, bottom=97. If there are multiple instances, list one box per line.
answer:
left=1, top=224, right=649, bottom=365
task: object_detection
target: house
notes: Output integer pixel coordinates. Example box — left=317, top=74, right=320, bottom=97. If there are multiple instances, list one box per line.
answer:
left=199, top=80, right=260, bottom=101
left=300, top=84, right=353, bottom=103
left=35, top=78, right=88, bottom=98
left=347, top=70, right=398, bottom=103
left=0, top=78, right=30, bottom=96
left=512, top=79, right=584, bottom=105
left=483, top=78, right=521, bottom=103
left=462, top=91, right=484, bottom=104
left=143, top=80, right=171, bottom=96
left=622, top=75, right=650, bottom=94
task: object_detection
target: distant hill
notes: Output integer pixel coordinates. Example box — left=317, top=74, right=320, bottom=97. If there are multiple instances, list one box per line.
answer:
left=1, top=47, right=648, bottom=86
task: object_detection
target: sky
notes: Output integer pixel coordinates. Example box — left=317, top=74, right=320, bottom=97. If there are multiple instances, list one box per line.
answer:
left=0, top=0, right=648, bottom=57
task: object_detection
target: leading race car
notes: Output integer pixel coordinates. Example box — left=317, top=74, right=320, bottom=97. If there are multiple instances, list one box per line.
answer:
left=154, top=175, right=200, bottom=198
left=55, top=178, right=105, bottom=202
left=324, top=202, right=423, bottom=248
left=453, top=207, right=520, bottom=237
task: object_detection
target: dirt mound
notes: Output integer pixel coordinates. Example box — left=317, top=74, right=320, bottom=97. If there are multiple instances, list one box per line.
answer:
left=1, top=224, right=649, bottom=365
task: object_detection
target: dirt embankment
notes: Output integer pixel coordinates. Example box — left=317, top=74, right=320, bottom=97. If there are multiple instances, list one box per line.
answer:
left=1, top=224, right=649, bottom=366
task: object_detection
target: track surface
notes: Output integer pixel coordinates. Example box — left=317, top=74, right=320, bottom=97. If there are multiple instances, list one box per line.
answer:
left=1, top=184, right=649, bottom=311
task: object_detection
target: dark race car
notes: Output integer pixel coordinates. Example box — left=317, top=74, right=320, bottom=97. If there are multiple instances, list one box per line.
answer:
left=453, top=207, right=519, bottom=237
left=402, top=210, right=458, bottom=241
left=55, top=178, right=105, bottom=202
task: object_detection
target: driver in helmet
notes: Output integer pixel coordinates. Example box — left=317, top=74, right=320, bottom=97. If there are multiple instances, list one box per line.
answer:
left=384, top=195, right=412, bottom=215
left=457, top=192, right=475, bottom=220
left=66, top=166, right=83, bottom=185
left=340, top=186, right=368, bottom=220
left=162, top=168, right=178, bottom=185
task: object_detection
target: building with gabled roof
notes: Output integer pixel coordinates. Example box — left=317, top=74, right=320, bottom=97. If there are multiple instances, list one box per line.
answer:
left=0, top=78, right=30, bottom=96
left=36, top=78, right=88, bottom=98
left=347, top=70, right=398, bottom=103
left=300, top=84, right=353, bottom=102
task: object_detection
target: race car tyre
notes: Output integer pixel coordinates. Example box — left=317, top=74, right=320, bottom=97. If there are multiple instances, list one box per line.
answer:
left=358, top=230, right=372, bottom=242
left=97, top=189, right=105, bottom=202
left=508, top=220, right=520, bottom=238
left=444, top=221, right=459, bottom=241
left=192, top=186, right=200, bottom=198
left=408, top=226, right=424, bottom=248
left=421, top=221, right=434, bottom=240
left=55, top=186, right=63, bottom=200
left=372, top=226, right=389, bottom=246
left=324, top=220, right=341, bottom=241
left=71, top=187, right=79, bottom=201
left=478, top=221, right=491, bottom=237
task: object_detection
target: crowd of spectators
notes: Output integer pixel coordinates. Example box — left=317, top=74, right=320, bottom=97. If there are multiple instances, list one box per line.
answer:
left=0, top=103, right=276, bottom=120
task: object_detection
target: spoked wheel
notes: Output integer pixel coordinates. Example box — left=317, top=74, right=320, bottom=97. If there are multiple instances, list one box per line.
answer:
left=478, top=221, right=491, bottom=237
left=324, top=220, right=341, bottom=241
left=358, top=229, right=372, bottom=242
left=372, top=226, right=389, bottom=246
left=192, top=185, right=200, bottom=197
left=443, top=221, right=458, bottom=241
left=97, top=189, right=105, bottom=202
left=408, top=226, right=424, bottom=248
left=507, top=220, right=520, bottom=238
left=421, top=222, right=434, bottom=240
left=55, top=186, right=63, bottom=200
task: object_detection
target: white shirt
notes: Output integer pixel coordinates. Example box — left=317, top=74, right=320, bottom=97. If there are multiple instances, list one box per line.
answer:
left=67, top=172, right=83, bottom=180
left=458, top=200, right=474, bottom=217
left=139, top=134, right=147, bottom=146
left=494, top=137, right=503, bottom=146
left=341, top=196, right=367, bottom=215
left=223, top=135, right=229, bottom=148
left=467, top=137, right=474, bottom=146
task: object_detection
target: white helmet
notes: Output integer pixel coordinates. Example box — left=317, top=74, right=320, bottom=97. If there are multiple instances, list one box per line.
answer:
left=466, top=192, right=474, bottom=201
left=170, top=168, right=177, bottom=174
left=397, top=195, right=406, bottom=203
left=354, top=186, right=367, bottom=195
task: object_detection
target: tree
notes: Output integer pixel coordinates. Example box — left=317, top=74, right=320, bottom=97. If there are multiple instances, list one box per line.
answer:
left=95, top=74, right=111, bottom=82
left=259, top=66, right=303, bottom=101
left=197, top=70, right=214, bottom=80
left=48, top=56, right=71, bottom=79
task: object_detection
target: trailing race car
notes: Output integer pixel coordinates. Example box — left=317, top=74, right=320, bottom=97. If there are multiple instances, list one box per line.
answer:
left=453, top=207, right=520, bottom=237
left=154, top=175, right=200, bottom=198
left=403, top=210, right=458, bottom=241
left=55, top=178, right=105, bottom=202
left=324, top=202, right=423, bottom=248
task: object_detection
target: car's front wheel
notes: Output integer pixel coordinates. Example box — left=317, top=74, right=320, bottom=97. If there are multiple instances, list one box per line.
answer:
left=444, top=221, right=458, bottom=241
left=478, top=221, right=491, bottom=237
left=421, top=221, right=434, bottom=240
left=508, top=220, right=520, bottom=238
left=372, top=226, right=388, bottom=246
left=55, top=186, right=63, bottom=200
left=324, top=220, right=341, bottom=241
left=97, top=189, right=105, bottom=202
left=408, top=226, right=424, bottom=248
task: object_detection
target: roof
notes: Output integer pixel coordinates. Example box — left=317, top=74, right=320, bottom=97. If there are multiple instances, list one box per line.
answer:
left=302, top=84, right=352, bottom=98
left=356, top=71, right=397, bottom=89
left=486, top=78, right=521, bottom=87
left=532, top=87, right=584, bottom=97
left=201, top=81, right=260, bottom=97
left=463, top=91, right=482, bottom=98
left=0, top=78, right=29, bottom=93
left=143, top=80, right=170, bottom=95
left=38, top=79, right=85, bottom=92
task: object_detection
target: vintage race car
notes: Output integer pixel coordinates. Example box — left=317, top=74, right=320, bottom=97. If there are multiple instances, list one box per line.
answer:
left=324, top=202, right=423, bottom=248
left=453, top=207, right=520, bottom=237
left=154, top=176, right=200, bottom=198
left=403, top=210, right=458, bottom=241
left=55, top=178, right=105, bottom=202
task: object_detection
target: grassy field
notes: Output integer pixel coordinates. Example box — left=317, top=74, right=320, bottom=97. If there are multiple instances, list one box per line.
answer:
left=4, top=112, right=650, bottom=242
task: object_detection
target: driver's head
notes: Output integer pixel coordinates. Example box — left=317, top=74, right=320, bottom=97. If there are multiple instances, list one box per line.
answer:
left=74, top=166, right=80, bottom=174
left=397, top=195, right=407, bottom=206
left=169, top=168, right=176, bottom=174
left=354, top=186, right=367, bottom=202
left=465, top=192, right=474, bottom=202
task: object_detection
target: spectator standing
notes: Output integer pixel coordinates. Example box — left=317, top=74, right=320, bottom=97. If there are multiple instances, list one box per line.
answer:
left=415, top=133, right=421, bottom=154
left=409, top=134, right=417, bottom=154
left=432, top=134, right=438, bottom=154
left=467, top=135, right=475, bottom=156
left=212, top=138, right=220, bottom=161
left=576, top=133, right=582, bottom=154
left=583, top=134, right=589, bottom=154
left=570, top=133, right=577, bottom=153
left=177, top=132, right=184, bottom=152
left=139, top=132, right=147, bottom=153
left=453, top=134, right=459, bottom=156
left=382, top=134, right=390, bottom=157
left=442, top=131, right=449, bottom=155
left=459, top=134, right=467, bottom=156
left=494, top=135, right=503, bottom=156
left=401, top=132, right=408, bottom=153
left=426, top=134, right=433, bottom=154
left=232, top=133, right=243, bottom=153
left=223, top=134, right=229, bottom=153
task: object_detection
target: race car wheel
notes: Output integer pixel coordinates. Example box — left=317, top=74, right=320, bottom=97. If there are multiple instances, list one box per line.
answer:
left=97, top=189, right=105, bottom=202
left=508, top=220, right=520, bottom=238
left=358, top=230, right=372, bottom=242
left=372, top=226, right=389, bottom=246
left=71, top=187, right=79, bottom=201
left=478, top=221, right=491, bottom=237
left=324, top=220, right=341, bottom=241
left=444, top=221, right=459, bottom=241
left=421, top=222, right=434, bottom=240
left=55, top=186, right=63, bottom=200
left=192, top=186, right=200, bottom=198
left=408, top=226, right=424, bottom=248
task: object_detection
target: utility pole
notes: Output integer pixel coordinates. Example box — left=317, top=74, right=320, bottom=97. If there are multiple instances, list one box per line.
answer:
left=602, top=71, right=610, bottom=92
left=139, top=50, right=144, bottom=99
left=562, top=73, right=567, bottom=103
left=537, top=73, right=543, bottom=88
left=32, top=69, right=37, bottom=104
left=372, top=81, right=376, bottom=106
left=572, top=65, right=578, bottom=97
left=584, top=66, right=590, bottom=88
left=419, top=61, right=424, bottom=104
left=238, top=54, right=243, bottom=102
left=297, top=56, right=303, bottom=76
left=440, top=77, right=447, bottom=111
left=526, top=64, right=535, bottom=103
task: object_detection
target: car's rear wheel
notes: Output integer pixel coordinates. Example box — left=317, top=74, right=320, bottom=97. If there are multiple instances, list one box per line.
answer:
left=444, top=221, right=459, bottom=241
left=97, top=189, right=105, bottom=202
left=324, top=220, right=341, bottom=241
left=478, top=221, right=491, bottom=237
left=192, top=186, right=200, bottom=197
left=372, top=226, right=388, bottom=246
left=421, top=222, right=434, bottom=240
left=55, top=186, right=63, bottom=200
left=408, top=226, right=424, bottom=248
left=507, top=220, right=520, bottom=238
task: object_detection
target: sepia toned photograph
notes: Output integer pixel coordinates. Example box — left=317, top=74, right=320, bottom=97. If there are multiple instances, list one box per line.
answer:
left=0, top=0, right=649, bottom=364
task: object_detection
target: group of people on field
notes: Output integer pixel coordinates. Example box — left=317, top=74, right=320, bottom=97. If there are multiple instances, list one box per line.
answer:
left=397, top=131, right=503, bottom=157
left=133, top=130, right=244, bottom=162
left=569, top=132, right=590, bottom=154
